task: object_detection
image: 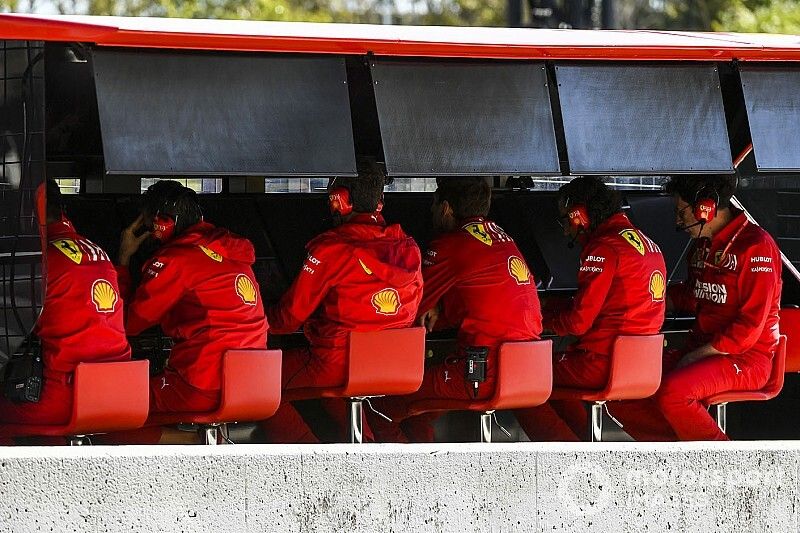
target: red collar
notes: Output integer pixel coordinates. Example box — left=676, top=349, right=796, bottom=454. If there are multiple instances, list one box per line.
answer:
left=709, top=210, right=747, bottom=247
left=346, top=213, right=386, bottom=227
left=46, top=218, right=77, bottom=239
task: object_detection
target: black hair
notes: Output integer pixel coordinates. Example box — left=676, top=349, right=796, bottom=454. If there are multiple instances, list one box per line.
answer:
left=664, top=175, right=737, bottom=209
left=142, top=180, right=202, bottom=236
left=333, top=159, right=386, bottom=213
left=45, top=179, right=65, bottom=222
left=558, top=176, right=622, bottom=232
left=434, top=177, right=491, bottom=220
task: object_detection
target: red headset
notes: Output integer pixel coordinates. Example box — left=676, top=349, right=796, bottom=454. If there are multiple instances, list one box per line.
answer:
left=565, top=197, right=590, bottom=231
left=152, top=187, right=193, bottom=242
left=328, top=186, right=353, bottom=217
left=693, top=186, right=719, bottom=225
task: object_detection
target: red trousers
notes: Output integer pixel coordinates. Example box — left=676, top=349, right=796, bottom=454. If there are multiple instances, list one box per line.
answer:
left=0, top=372, right=73, bottom=426
left=610, top=348, right=772, bottom=441
left=259, top=346, right=362, bottom=443
left=368, top=354, right=498, bottom=443
left=515, top=350, right=609, bottom=441
left=149, top=369, right=220, bottom=414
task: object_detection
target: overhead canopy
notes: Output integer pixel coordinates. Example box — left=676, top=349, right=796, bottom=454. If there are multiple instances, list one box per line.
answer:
left=555, top=63, right=733, bottom=175
left=740, top=66, right=800, bottom=172
left=93, top=49, right=356, bottom=176
left=371, top=59, right=560, bottom=176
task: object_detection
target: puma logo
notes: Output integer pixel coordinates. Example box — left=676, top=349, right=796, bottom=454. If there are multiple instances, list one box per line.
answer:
left=733, top=364, right=742, bottom=375
left=444, top=370, right=451, bottom=382
left=161, top=377, right=170, bottom=389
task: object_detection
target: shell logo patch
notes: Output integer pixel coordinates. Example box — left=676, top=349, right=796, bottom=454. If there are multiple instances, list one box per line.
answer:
left=358, top=259, right=373, bottom=275
left=91, top=279, right=118, bottom=313
left=649, top=271, right=666, bottom=302
left=372, top=288, right=401, bottom=315
left=52, top=239, right=83, bottom=264
left=199, top=245, right=223, bottom=262
left=235, top=274, right=258, bottom=306
left=619, top=230, right=645, bottom=256
left=463, top=223, right=493, bottom=246
left=508, top=256, right=531, bottom=285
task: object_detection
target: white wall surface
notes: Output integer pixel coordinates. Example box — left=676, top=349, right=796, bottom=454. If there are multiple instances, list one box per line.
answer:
left=0, top=441, right=797, bottom=533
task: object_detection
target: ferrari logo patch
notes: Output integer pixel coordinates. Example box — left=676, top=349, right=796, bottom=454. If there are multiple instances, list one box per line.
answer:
left=199, top=245, right=223, bottom=262
left=649, top=271, right=666, bottom=302
left=508, top=256, right=531, bottom=285
left=463, top=223, right=493, bottom=246
left=372, top=288, right=401, bottom=315
left=91, top=279, right=118, bottom=313
left=235, top=274, right=258, bottom=306
left=52, top=239, right=83, bottom=264
left=619, top=230, right=645, bottom=256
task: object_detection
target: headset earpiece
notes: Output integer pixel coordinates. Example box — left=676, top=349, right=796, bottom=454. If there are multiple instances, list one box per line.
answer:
left=152, top=213, right=176, bottom=242
left=328, top=186, right=353, bottom=217
left=567, top=204, right=590, bottom=231
left=693, top=186, right=719, bottom=225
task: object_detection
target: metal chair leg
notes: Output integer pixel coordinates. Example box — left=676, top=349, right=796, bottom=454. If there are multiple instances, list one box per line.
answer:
left=204, top=426, right=219, bottom=445
left=715, top=403, right=727, bottom=434
left=480, top=411, right=493, bottom=443
left=589, top=402, right=604, bottom=442
left=349, top=398, right=364, bottom=444
left=69, top=435, right=89, bottom=446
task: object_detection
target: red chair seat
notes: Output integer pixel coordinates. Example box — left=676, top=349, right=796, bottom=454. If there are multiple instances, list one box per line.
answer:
left=707, top=336, right=787, bottom=405
left=284, top=328, right=426, bottom=402
left=147, top=349, right=282, bottom=426
left=407, top=340, right=553, bottom=416
left=550, top=334, right=664, bottom=402
left=1, top=360, right=150, bottom=437
left=780, top=309, right=800, bottom=372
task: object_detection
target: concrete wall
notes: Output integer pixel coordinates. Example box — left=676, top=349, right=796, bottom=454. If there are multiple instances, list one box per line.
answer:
left=0, top=441, right=797, bottom=533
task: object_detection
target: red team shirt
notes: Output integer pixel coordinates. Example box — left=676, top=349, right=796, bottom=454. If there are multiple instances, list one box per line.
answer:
left=546, top=212, right=667, bottom=356
left=418, top=217, right=542, bottom=351
left=672, top=211, right=782, bottom=358
left=39, top=219, right=131, bottom=374
left=117, top=221, right=267, bottom=391
left=268, top=214, right=423, bottom=357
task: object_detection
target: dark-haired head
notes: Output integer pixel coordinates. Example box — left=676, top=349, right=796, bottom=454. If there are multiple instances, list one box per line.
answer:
left=328, top=159, right=386, bottom=215
left=557, top=176, right=622, bottom=233
left=666, top=174, right=738, bottom=238
left=432, top=177, right=491, bottom=232
left=141, top=180, right=202, bottom=237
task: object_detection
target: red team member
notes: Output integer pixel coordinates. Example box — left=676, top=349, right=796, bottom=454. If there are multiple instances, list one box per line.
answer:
left=515, top=177, right=666, bottom=441
left=117, top=181, right=267, bottom=415
left=370, top=177, right=542, bottom=442
left=261, top=165, right=423, bottom=442
left=613, top=176, right=782, bottom=441
left=0, top=180, right=130, bottom=427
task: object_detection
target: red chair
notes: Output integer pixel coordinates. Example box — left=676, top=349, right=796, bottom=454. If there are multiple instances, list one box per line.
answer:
left=147, top=349, right=282, bottom=445
left=406, top=340, right=553, bottom=442
left=780, top=308, right=800, bottom=372
left=707, top=335, right=787, bottom=434
left=0, top=360, right=150, bottom=445
left=550, top=334, right=664, bottom=442
left=285, top=327, right=426, bottom=443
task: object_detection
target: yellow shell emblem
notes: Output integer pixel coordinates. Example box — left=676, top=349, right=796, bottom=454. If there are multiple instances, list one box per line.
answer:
left=200, top=245, right=223, bottom=262
left=620, top=229, right=645, bottom=256
left=91, top=279, right=118, bottom=313
left=649, top=270, right=666, bottom=302
left=235, top=274, right=258, bottom=306
left=508, top=256, right=531, bottom=285
left=372, top=288, right=401, bottom=315
left=52, top=239, right=83, bottom=264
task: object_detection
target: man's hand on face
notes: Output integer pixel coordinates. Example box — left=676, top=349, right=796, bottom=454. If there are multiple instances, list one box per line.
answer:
left=418, top=304, right=441, bottom=333
left=119, top=214, right=151, bottom=267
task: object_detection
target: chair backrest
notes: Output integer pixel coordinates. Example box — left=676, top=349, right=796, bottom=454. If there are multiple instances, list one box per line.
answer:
left=780, top=308, right=800, bottom=372
left=760, top=335, right=787, bottom=398
left=603, top=334, right=664, bottom=401
left=70, top=360, right=150, bottom=434
left=490, top=340, right=553, bottom=410
left=342, top=327, right=426, bottom=397
left=215, top=349, right=282, bottom=422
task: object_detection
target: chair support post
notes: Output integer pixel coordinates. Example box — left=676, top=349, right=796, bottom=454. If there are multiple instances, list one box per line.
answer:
left=349, top=398, right=364, bottom=444
left=480, top=412, right=493, bottom=443
left=715, top=403, right=727, bottom=434
left=204, top=426, right=219, bottom=445
left=590, top=402, right=604, bottom=442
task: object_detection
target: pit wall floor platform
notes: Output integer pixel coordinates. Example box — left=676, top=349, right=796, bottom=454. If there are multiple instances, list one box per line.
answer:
left=0, top=442, right=796, bottom=533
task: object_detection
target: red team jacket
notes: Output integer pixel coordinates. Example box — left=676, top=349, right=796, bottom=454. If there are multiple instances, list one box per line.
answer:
left=267, top=214, right=423, bottom=356
left=39, top=219, right=131, bottom=375
left=671, top=211, right=782, bottom=358
left=546, top=213, right=667, bottom=356
left=418, top=217, right=542, bottom=351
left=118, top=221, right=267, bottom=391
